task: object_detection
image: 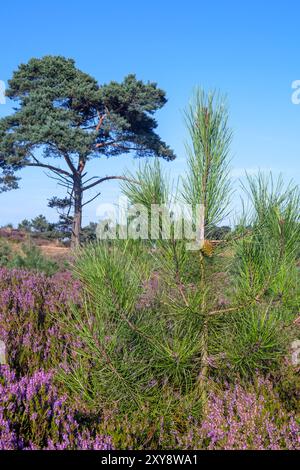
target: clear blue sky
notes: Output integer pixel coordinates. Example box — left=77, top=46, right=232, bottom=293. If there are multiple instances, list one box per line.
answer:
left=1, top=0, right=300, bottom=226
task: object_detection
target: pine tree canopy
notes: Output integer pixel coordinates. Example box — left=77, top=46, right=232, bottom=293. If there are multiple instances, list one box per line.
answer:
left=0, top=55, right=175, bottom=191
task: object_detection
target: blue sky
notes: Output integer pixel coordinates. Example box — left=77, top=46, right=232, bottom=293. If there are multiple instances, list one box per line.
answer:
left=1, top=0, right=300, bottom=226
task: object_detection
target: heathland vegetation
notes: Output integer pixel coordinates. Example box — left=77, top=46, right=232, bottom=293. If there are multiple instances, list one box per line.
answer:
left=0, top=58, right=299, bottom=449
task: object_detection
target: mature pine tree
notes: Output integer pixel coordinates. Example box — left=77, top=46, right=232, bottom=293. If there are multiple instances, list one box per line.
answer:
left=0, top=56, right=175, bottom=246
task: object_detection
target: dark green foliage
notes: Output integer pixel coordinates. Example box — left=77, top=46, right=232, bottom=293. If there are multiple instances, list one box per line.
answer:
left=276, top=364, right=300, bottom=413
left=30, top=214, right=52, bottom=233
left=18, top=214, right=67, bottom=241
left=1, top=56, right=174, bottom=163
left=81, top=222, right=98, bottom=243
left=48, top=197, right=73, bottom=240
left=210, top=225, right=231, bottom=240
left=0, top=166, right=19, bottom=192
left=0, top=240, right=12, bottom=266
left=18, top=218, right=32, bottom=232
left=15, top=211, right=101, bottom=244
left=98, top=74, right=175, bottom=160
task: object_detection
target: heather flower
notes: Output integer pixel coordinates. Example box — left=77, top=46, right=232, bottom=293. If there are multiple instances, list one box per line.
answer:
left=126, top=378, right=300, bottom=450
left=0, top=365, right=113, bottom=450
left=197, top=378, right=300, bottom=450
left=0, top=268, right=81, bottom=374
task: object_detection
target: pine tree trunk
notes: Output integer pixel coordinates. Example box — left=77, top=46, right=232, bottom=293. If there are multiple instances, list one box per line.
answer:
left=71, top=177, right=83, bottom=248
left=198, top=251, right=208, bottom=404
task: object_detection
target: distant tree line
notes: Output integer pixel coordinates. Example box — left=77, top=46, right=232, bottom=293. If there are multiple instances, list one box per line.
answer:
left=16, top=214, right=97, bottom=243
left=1, top=214, right=232, bottom=246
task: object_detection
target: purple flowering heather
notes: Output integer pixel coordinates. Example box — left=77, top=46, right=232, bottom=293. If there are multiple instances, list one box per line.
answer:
left=0, top=365, right=113, bottom=450
left=169, top=378, right=300, bottom=450
left=0, top=268, right=299, bottom=450
left=0, top=268, right=81, bottom=373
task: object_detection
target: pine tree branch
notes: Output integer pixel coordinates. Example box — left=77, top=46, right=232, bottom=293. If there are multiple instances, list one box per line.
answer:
left=26, top=162, right=72, bottom=178
left=83, top=175, right=138, bottom=192
left=82, top=191, right=102, bottom=207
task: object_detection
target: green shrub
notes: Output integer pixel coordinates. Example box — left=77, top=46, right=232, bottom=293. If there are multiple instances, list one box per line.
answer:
left=0, top=240, right=12, bottom=266
left=58, top=97, right=300, bottom=427
left=10, top=243, right=58, bottom=275
left=214, top=308, right=289, bottom=377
